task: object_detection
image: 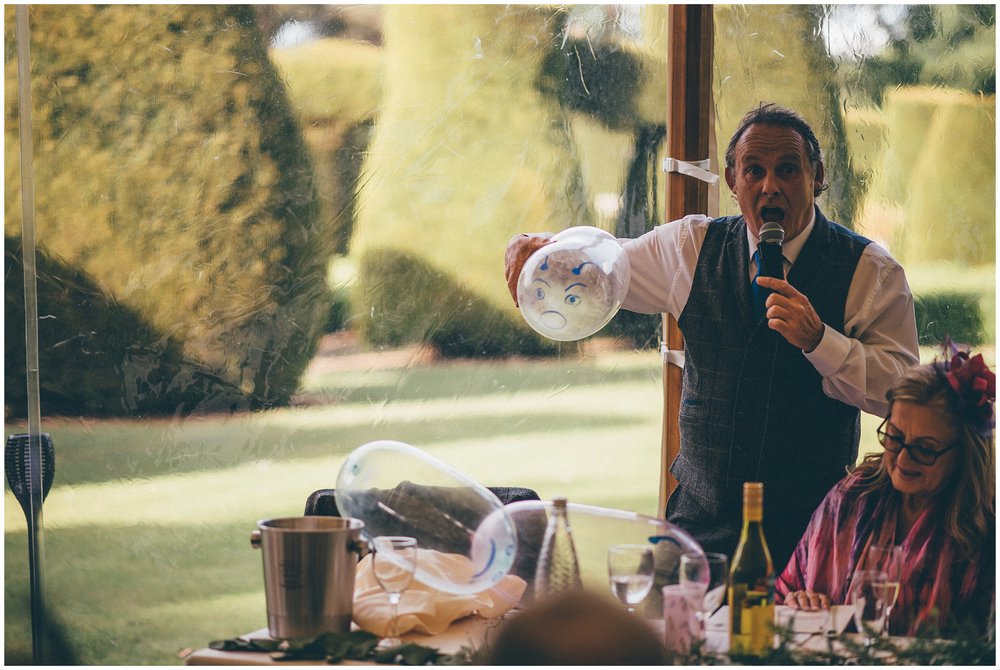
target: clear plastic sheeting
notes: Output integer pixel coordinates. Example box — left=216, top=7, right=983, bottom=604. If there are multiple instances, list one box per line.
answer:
left=4, top=4, right=992, bottom=665
left=335, top=441, right=518, bottom=596
left=497, top=499, right=703, bottom=615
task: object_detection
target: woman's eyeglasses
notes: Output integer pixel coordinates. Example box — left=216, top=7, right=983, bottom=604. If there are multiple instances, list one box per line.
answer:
left=876, top=418, right=956, bottom=466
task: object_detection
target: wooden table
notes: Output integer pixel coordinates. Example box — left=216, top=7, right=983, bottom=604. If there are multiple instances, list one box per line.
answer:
left=184, top=605, right=858, bottom=665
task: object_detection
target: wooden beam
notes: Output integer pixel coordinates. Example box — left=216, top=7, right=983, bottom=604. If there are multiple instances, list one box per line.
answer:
left=659, top=5, right=714, bottom=518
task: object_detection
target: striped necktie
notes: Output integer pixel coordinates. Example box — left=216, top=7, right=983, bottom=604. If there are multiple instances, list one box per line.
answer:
left=751, top=249, right=768, bottom=319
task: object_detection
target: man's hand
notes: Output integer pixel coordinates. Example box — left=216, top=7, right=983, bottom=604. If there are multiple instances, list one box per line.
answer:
left=782, top=589, right=830, bottom=611
left=755, top=276, right=824, bottom=352
left=504, top=233, right=553, bottom=306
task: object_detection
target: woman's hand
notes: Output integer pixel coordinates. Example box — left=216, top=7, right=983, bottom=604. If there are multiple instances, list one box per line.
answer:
left=782, top=589, right=830, bottom=610
left=504, top=233, right=553, bottom=306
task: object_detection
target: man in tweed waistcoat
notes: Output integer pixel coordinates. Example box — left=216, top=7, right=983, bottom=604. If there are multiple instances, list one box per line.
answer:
left=504, top=104, right=919, bottom=570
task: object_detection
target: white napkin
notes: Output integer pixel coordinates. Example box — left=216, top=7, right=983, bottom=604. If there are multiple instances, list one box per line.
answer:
left=352, top=548, right=526, bottom=636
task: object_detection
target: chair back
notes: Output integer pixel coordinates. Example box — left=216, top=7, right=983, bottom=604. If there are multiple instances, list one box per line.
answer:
left=304, top=486, right=540, bottom=517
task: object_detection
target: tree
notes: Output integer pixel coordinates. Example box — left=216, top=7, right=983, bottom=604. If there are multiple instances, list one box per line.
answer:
left=5, top=5, right=329, bottom=416
left=351, top=5, right=591, bottom=357
left=714, top=5, right=860, bottom=226
left=844, top=4, right=995, bottom=105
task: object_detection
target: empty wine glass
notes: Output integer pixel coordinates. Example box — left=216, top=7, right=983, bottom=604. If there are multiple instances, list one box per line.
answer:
left=850, top=569, right=888, bottom=647
left=607, top=543, right=655, bottom=614
left=679, top=552, right=728, bottom=640
left=372, top=536, right=418, bottom=648
left=866, top=545, right=902, bottom=635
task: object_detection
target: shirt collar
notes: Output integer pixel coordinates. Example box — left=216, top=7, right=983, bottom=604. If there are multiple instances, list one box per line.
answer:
left=746, top=207, right=816, bottom=266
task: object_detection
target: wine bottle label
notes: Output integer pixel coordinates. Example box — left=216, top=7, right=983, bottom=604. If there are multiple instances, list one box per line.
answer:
left=729, top=583, right=776, bottom=656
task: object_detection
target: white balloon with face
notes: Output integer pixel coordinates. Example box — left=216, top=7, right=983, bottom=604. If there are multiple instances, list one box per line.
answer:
left=517, top=226, right=630, bottom=342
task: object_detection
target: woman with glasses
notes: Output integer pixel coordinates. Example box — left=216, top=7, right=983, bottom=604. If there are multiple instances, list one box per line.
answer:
left=775, top=344, right=995, bottom=636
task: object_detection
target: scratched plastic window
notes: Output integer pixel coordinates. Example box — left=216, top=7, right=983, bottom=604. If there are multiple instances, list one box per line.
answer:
left=713, top=3, right=995, bottom=462
left=3, top=4, right=994, bottom=664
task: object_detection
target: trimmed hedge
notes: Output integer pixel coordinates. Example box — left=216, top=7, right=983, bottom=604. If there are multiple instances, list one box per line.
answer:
left=914, top=292, right=986, bottom=346
left=842, top=107, right=888, bottom=197
left=878, top=88, right=943, bottom=205
left=351, top=5, right=591, bottom=356
left=851, top=87, right=995, bottom=267
left=270, top=39, right=382, bottom=254
left=5, top=237, right=249, bottom=416
left=270, top=37, right=382, bottom=125
left=358, top=248, right=556, bottom=357
left=4, top=5, right=330, bottom=415
left=897, top=89, right=995, bottom=266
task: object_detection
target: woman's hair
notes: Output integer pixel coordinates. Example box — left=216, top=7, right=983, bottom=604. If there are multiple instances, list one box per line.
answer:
left=854, top=360, right=995, bottom=557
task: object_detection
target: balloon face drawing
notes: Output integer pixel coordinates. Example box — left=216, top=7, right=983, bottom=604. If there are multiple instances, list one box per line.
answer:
left=517, top=227, right=630, bottom=341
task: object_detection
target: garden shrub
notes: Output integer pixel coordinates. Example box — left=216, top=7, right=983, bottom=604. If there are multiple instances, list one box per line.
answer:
left=4, top=5, right=330, bottom=415
left=604, top=310, right=662, bottom=350
left=843, top=107, right=899, bottom=245
left=843, top=107, right=888, bottom=196
left=914, top=291, right=986, bottom=346
left=879, top=87, right=942, bottom=205
left=351, top=5, right=591, bottom=356
left=323, top=278, right=353, bottom=334
left=897, top=89, right=995, bottom=266
left=269, top=37, right=382, bottom=126
left=5, top=236, right=250, bottom=416
left=270, top=40, right=381, bottom=254
left=357, top=248, right=557, bottom=357
left=545, top=36, right=645, bottom=131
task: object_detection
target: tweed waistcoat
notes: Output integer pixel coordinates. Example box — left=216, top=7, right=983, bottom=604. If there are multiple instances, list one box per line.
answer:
left=674, top=209, right=871, bottom=520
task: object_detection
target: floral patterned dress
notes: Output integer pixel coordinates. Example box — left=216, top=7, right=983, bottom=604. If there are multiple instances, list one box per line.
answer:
left=775, top=471, right=994, bottom=636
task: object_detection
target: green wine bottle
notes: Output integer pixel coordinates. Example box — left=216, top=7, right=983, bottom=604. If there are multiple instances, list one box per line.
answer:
left=728, top=482, right=775, bottom=656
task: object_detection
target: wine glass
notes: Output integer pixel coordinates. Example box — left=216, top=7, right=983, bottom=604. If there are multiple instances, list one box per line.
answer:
left=850, top=569, right=888, bottom=647
left=679, top=552, right=728, bottom=639
left=866, top=545, right=902, bottom=635
left=372, top=536, right=418, bottom=648
left=607, top=544, right=655, bottom=614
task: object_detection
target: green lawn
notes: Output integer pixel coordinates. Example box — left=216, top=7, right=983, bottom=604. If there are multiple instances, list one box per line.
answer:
left=5, top=347, right=668, bottom=665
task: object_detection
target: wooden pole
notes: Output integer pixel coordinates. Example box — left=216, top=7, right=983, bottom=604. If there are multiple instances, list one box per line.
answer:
left=659, top=5, right=714, bottom=517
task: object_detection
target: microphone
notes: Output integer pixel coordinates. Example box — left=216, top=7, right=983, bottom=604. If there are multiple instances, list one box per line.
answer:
left=757, top=221, right=785, bottom=281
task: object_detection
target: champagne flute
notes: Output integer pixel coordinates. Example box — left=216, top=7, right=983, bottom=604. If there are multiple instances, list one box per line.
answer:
left=850, top=569, right=888, bottom=647
left=372, top=536, right=418, bottom=648
left=607, top=544, right=655, bottom=614
left=866, top=545, right=902, bottom=635
left=679, top=552, right=728, bottom=640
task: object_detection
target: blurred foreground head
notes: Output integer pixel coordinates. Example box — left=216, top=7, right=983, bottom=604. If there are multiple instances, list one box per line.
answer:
left=487, top=589, right=666, bottom=665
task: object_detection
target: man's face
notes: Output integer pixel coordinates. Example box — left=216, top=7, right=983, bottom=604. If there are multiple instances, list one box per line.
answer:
left=724, top=124, right=823, bottom=242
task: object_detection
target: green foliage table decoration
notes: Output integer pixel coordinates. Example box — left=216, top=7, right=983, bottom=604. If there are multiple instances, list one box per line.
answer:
left=209, top=630, right=479, bottom=665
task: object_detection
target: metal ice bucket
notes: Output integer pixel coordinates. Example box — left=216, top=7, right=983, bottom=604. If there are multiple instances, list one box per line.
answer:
left=251, top=516, right=366, bottom=639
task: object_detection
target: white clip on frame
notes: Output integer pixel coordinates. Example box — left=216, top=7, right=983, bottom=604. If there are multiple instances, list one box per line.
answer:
left=660, top=342, right=685, bottom=368
left=662, top=157, right=719, bottom=185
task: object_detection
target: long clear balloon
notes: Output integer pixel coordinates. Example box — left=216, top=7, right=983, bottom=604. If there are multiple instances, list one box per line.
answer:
left=488, top=499, right=704, bottom=616
left=335, top=441, right=518, bottom=597
left=517, top=226, right=630, bottom=341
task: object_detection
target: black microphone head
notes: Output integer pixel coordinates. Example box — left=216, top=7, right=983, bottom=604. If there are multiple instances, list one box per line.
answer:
left=5, top=433, right=55, bottom=516
left=759, top=221, right=785, bottom=246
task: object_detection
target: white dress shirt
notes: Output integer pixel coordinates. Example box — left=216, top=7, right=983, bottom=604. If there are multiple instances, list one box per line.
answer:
left=620, top=213, right=919, bottom=417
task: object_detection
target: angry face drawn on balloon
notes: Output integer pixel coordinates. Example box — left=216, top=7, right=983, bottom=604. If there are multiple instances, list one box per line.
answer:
left=525, top=256, right=599, bottom=331
left=517, top=227, right=630, bottom=342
